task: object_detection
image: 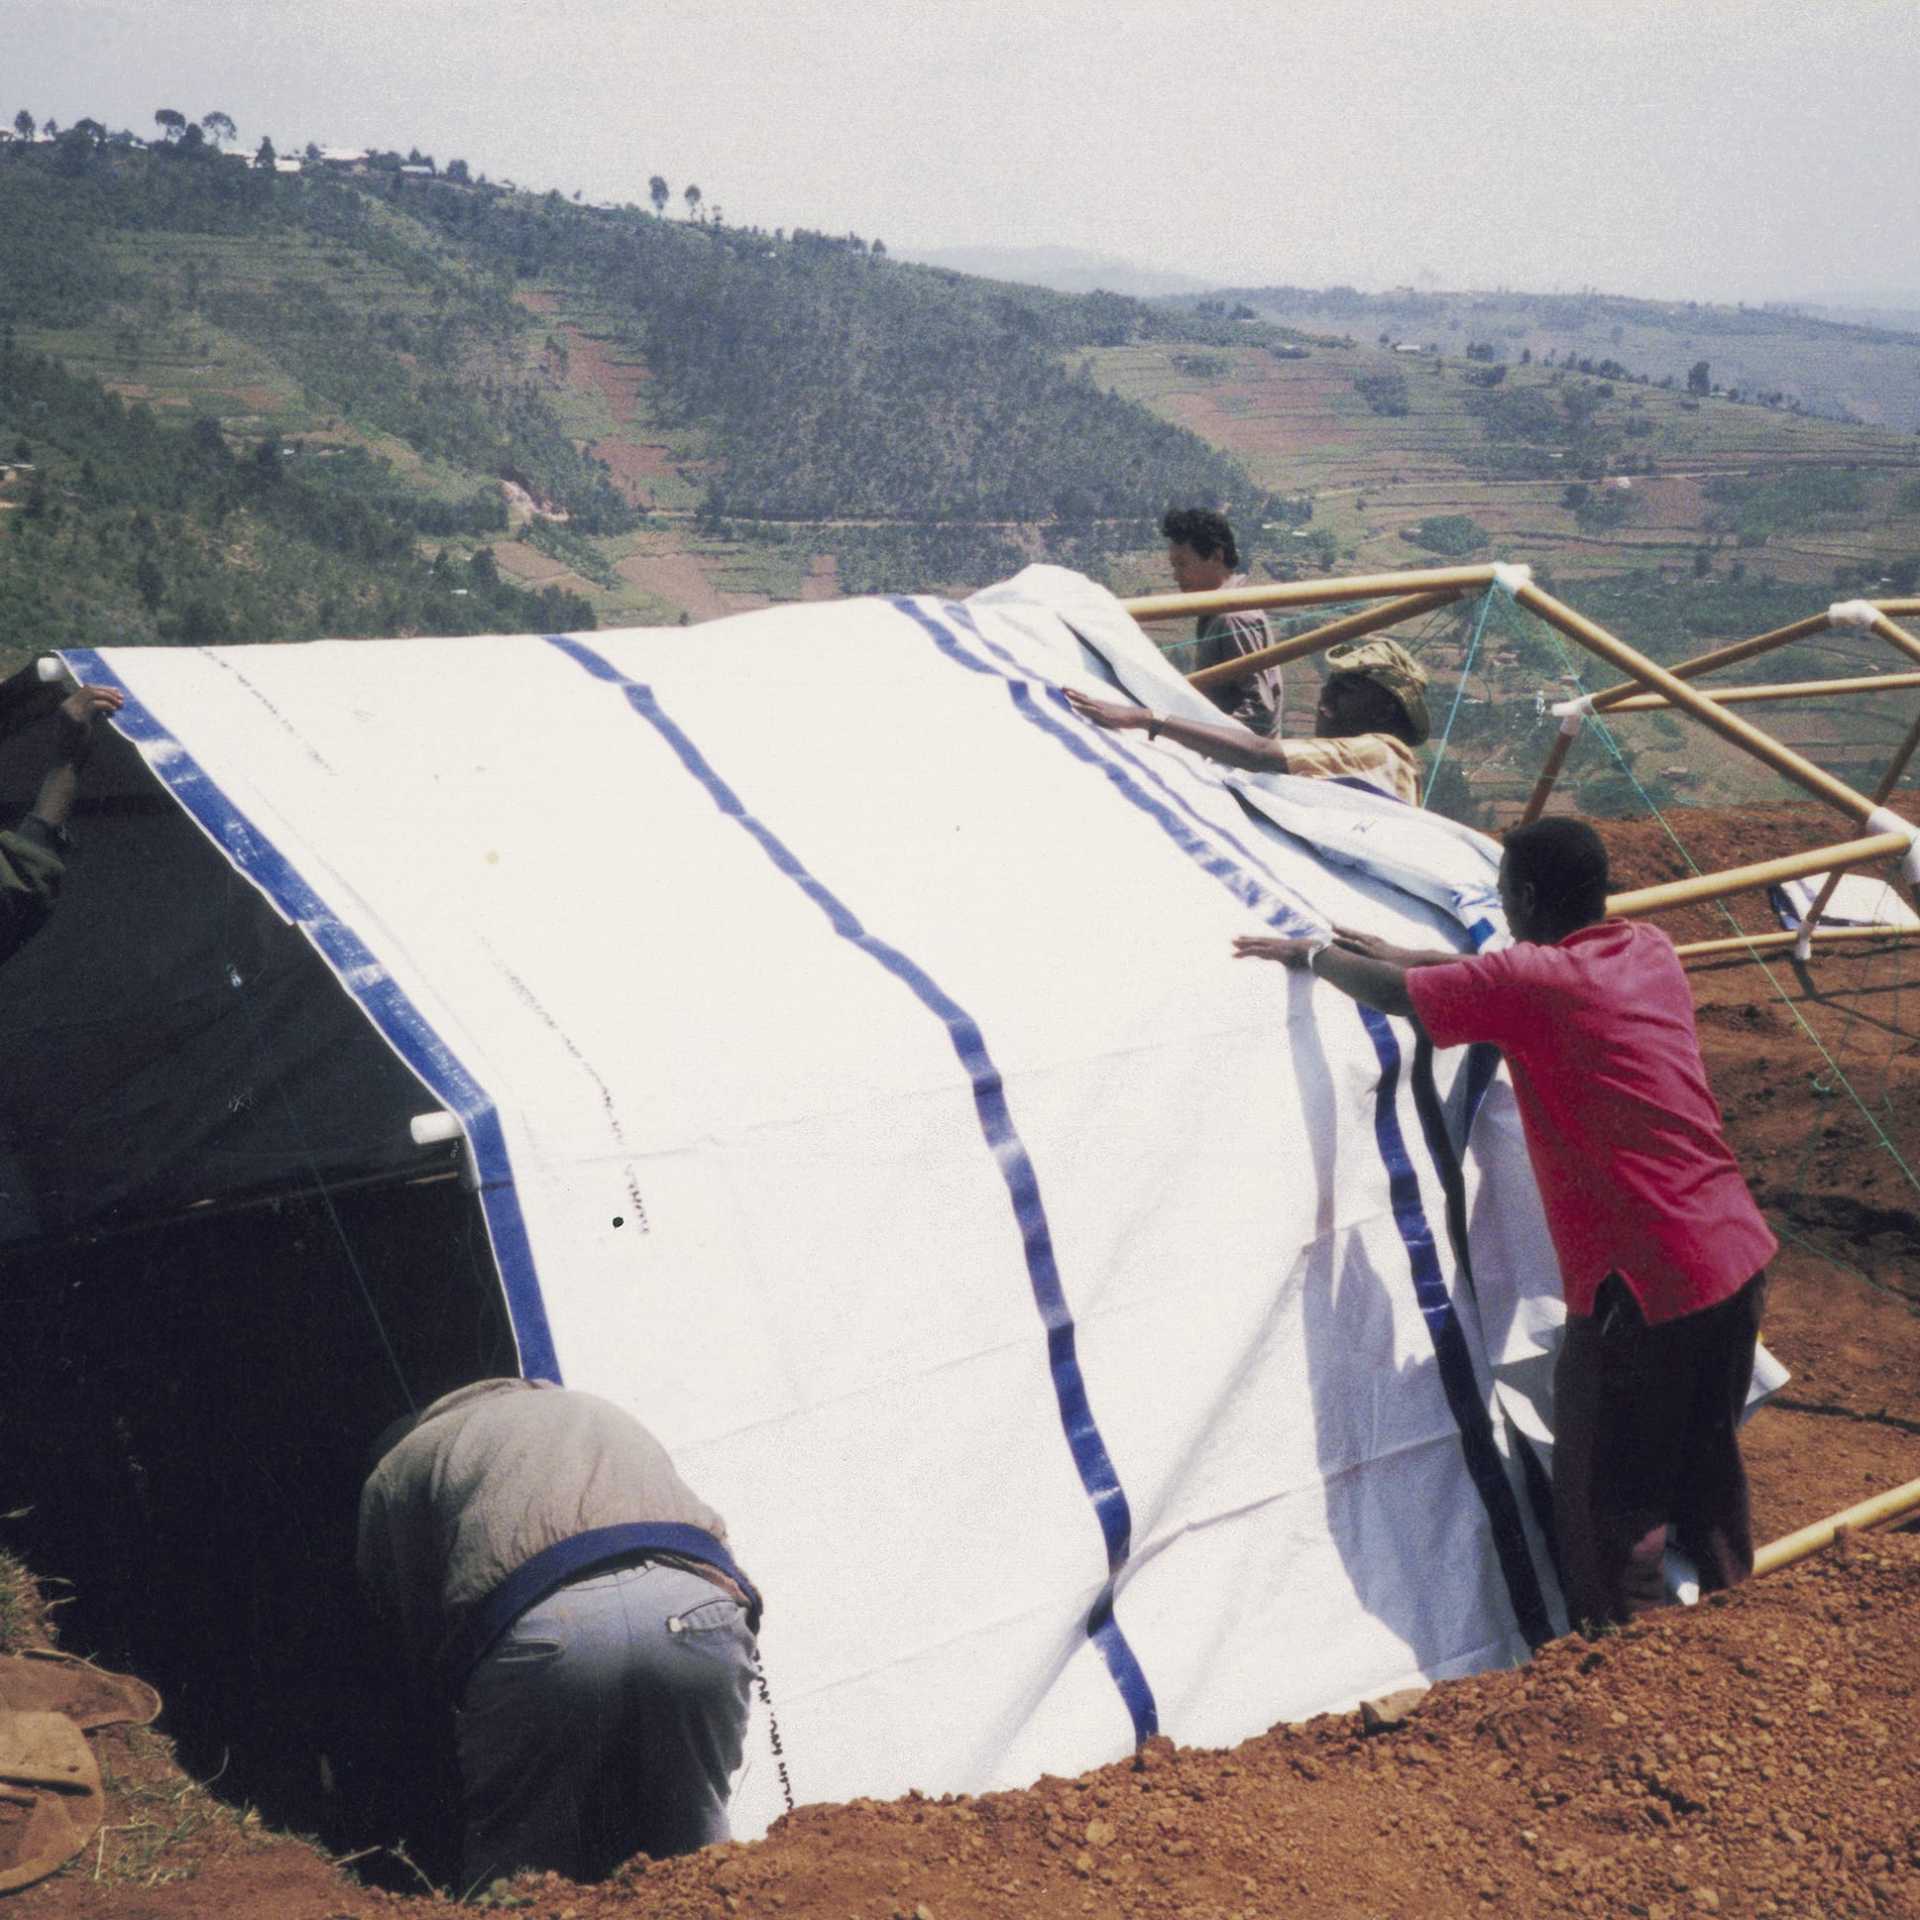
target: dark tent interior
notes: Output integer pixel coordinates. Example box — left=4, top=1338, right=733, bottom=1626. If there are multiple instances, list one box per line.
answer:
left=0, top=677, right=511, bottom=1879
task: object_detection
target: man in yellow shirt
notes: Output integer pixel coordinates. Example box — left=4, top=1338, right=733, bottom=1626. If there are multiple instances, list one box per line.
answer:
left=1064, top=637, right=1430, bottom=806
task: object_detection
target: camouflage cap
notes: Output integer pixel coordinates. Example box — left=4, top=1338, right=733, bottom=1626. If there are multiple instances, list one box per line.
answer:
left=1324, top=636, right=1432, bottom=745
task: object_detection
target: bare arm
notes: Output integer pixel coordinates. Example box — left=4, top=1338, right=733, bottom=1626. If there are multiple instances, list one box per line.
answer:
left=1233, top=933, right=1427, bottom=1029
left=28, top=685, right=123, bottom=831
left=1330, top=925, right=1464, bottom=971
left=1062, top=688, right=1291, bottom=774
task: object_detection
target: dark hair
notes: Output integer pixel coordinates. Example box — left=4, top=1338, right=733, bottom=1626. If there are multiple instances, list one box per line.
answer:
left=1502, top=816, right=1610, bottom=930
left=1160, top=507, right=1239, bottom=569
left=1328, top=672, right=1420, bottom=745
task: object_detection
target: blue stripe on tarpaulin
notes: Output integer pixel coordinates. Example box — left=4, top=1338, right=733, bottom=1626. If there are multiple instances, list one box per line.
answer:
left=60, top=647, right=561, bottom=1386
left=540, top=632, right=1158, bottom=1744
left=903, top=602, right=1319, bottom=934
left=1328, top=774, right=1405, bottom=802
left=943, top=604, right=1325, bottom=928
left=893, top=599, right=1551, bottom=1647
left=1365, top=1011, right=1553, bottom=1647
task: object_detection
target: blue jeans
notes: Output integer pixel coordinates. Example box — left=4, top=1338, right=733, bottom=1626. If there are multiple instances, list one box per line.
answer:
left=453, top=1560, right=754, bottom=1887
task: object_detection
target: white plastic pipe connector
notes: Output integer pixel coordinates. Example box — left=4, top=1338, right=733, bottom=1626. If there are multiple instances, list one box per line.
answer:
left=409, top=1110, right=461, bottom=1146
left=1549, top=692, right=1594, bottom=733
left=1491, top=563, right=1534, bottom=595
left=34, top=656, right=68, bottom=683
left=1828, top=599, right=1882, bottom=631
left=1865, top=806, right=1920, bottom=887
left=1793, top=926, right=1814, bottom=964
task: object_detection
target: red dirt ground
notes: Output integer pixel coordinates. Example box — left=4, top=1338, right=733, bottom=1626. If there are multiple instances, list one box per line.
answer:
left=11, top=805, right=1920, bottom=1918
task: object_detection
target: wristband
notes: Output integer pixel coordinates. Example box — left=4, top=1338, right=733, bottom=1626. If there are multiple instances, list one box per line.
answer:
left=1145, top=716, right=1163, bottom=741
left=1303, top=936, right=1333, bottom=975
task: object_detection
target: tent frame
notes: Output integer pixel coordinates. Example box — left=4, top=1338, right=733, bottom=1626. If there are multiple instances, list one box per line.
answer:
left=1119, top=573, right=1920, bottom=960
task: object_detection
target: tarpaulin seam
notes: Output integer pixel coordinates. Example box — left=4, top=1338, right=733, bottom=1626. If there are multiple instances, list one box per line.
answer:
left=58, top=648, right=561, bottom=1385
left=1410, top=1020, right=1559, bottom=1621
left=1365, top=1011, right=1554, bottom=1648
left=540, top=633, right=1158, bottom=1746
left=895, top=602, right=1550, bottom=1647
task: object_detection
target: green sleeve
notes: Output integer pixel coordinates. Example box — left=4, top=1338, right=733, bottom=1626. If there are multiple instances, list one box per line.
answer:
left=0, top=821, right=66, bottom=965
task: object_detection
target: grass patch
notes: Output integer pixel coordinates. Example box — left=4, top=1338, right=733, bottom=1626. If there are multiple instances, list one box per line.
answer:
left=90, top=1726, right=277, bottom=1891
left=0, top=1539, right=44, bottom=1653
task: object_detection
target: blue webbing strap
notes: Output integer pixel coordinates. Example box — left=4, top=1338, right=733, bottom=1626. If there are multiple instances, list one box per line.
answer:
left=439, top=1522, right=763, bottom=1695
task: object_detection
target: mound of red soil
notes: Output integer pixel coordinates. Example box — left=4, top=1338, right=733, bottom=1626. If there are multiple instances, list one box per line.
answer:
left=447, top=1537, right=1920, bottom=1920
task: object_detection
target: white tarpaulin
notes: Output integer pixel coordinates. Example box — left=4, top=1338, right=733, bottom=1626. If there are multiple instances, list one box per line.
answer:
left=1775, top=870, right=1920, bottom=930
left=62, top=566, right=1574, bottom=1835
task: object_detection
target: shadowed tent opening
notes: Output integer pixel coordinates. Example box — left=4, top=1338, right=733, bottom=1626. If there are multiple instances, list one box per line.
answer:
left=0, top=720, right=499, bottom=1886
left=0, top=1179, right=510, bottom=1887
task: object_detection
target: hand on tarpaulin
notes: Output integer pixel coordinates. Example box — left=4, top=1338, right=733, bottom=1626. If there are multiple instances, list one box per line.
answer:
left=1061, top=687, right=1151, bottom=731
left=1233, top=929, right=1425, bottom=1025
left=1328, top=923, right=1457, bottom=971
left=1231, top=934, right=1317, bottom=969
left=53, top=684, right=124, bottom=769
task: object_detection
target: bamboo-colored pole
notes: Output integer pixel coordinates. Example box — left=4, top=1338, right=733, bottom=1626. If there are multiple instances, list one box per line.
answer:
left=1514, top=584, right=1881, bottom=826
left=1599, top=670, right=1920, bottom=712
left=1795, top=710, right=1920, bottom=945
left=1186, top=590, right=1463, bottom=693
left=1518, top=727, right=1581, bottom=827
left=1674, top=925, right=1917, bottom=961
left=1121, top=565, right=1499, bottom=625
left=1874, top=599, right=1920, bottom=618
left=1580, top=613, right=1833, bottom=713
left=1606, top=829, right=1914, bottom=920
left=1866, top=611, right=1920, bottom=673
left=1754, top=1475, right=1920, bottom=1578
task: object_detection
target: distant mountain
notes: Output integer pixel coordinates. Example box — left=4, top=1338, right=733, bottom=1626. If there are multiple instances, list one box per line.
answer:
left=1800, top=303, right=1920, bottom=338
left=895, top=244, right=1214, bottom=299
left=1182, top=284, right=1920, bottom=430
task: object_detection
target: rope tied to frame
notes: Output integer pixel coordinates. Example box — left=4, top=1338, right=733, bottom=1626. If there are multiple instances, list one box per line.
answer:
left=1422, top=585, right=1499, bottom=809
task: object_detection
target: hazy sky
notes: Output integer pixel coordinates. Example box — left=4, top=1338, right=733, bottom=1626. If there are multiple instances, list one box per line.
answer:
left=12, top=0, right=1920, bottom=305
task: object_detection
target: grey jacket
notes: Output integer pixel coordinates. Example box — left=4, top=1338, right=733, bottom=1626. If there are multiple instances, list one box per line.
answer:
left=357, top=1378, right=729, bottom=1674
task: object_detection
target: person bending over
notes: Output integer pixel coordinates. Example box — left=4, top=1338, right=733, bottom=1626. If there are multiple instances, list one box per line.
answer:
left=1064, top=636, right=1430, bottom=806
left=359, top=1378, right=762, bottom=1886
left=1232, top=816, right=1774, bottom=1630
left=1161, top=506, right=1281, bottom=736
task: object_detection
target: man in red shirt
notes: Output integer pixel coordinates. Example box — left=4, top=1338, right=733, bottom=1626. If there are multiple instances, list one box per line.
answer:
left=1233, top=816, right=1775, bottom=1630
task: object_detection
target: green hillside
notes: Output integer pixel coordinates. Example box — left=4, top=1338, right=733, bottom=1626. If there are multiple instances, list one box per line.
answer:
left=0, top=136, right=1272, bottom=647
left=10, top=131, right=1920, bottom=827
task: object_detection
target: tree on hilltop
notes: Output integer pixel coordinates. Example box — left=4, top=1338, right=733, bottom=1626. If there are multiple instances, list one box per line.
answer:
left=1687, top=359, right=1711, bottom=396
left=201, top=111, right=236, bottom=150
left=254, top=136, right=277, bottom=170
left=649, top=173, right=668, bottom=215
left=683, top=182, right=701, bottom=221
left=11, top=111, right=33, bottom=142
left=446, top=157, right=470, bottom=182
left=154, top=107, right=186, bottom=142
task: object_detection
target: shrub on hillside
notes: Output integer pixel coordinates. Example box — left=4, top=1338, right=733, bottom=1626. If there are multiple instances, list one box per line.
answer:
left=1402, top=514, right=1487, bottom=557
left=1352, top=371, right=1410, bottom=417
